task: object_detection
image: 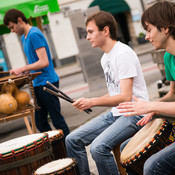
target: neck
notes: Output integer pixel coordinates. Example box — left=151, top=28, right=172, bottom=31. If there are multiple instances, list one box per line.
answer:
left=24, top=24, right=32, bottom=37
left=101, top=39, right=117, bottom=53
left=164, top=37, right=175, bottom=56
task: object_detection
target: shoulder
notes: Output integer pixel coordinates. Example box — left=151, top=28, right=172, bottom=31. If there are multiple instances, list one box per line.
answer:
left=115, top=42, right=138, bottom=62
left=164, top=52, right=172, bottom=58
left=29, top=27, right=43, bottom=37
left=27, top=27, right=44, bottom=42
left=164, top=52, right=173, bottom=63
left=116, top=42, right=136, bottom=55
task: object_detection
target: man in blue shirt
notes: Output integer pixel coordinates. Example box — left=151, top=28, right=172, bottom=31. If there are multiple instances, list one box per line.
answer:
left=3, top=9, right=70, bottom=137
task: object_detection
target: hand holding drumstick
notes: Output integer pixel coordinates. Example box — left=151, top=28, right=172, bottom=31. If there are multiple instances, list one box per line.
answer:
left=43, top=81, right=92, bottom=114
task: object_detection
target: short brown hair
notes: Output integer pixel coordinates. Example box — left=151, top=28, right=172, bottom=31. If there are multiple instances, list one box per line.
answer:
left=86, top=11, right=118, bottom=40
left=3, top=9, right=28, bottom=26
left=141, top=1, right=175, bottom=39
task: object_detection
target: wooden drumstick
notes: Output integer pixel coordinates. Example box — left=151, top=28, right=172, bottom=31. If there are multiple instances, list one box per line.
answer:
left=46, top=81, right=92, bottom=113
left=43, top=87, right=91, bottom=114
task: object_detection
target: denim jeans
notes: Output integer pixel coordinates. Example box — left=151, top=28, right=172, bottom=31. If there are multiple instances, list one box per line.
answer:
left=121, top=137, right=175, bottom=175
left=34, top=81, right=70, bottom=137
left=65, top=112, right=143, bottom=175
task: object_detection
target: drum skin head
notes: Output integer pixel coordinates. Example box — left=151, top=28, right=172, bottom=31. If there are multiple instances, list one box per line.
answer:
left=34, top=158, right=74, bottom=174
left=0, top=133, right=46, bottom=154
left=45, top=130, right=63, bottom=138
left=121, top=119, right=164, bottom=162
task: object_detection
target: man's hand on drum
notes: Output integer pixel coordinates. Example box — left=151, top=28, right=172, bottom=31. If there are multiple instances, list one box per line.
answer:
left=72, top=97, right=92, bottom=111
left=117, top=96, right=155, bottom=126
left=136, top=113, right=155, bottom=126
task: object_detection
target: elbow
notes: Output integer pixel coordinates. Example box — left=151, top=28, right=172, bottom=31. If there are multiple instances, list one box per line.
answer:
left=43, top=61, right=49, bottom=68
left=123, top=95, right=132, bottom=102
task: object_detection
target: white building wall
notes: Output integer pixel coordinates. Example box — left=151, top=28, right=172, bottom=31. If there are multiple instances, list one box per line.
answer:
left=48, top=12, right=79, bottom=59
left=3, top=33, right=26, bottom=69
left=48, top=0, right=93, bottom=59
left=125, top=0, right=146, bottom=37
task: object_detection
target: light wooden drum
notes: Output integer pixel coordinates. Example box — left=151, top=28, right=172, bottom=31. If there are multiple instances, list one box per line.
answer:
left=46, top=130, right=67, bottom=160
left=0, top=133, right=53, bottom=175
left=34, top=158, right=80, bottom=175
left=121, top=118, right=172, bottom=175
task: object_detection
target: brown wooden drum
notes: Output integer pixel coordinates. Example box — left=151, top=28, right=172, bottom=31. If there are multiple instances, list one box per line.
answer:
left=120, top=118, right=172, bottom=175
left=34, top=157, right=80, bottom=175
left=0, top=133, right=53, bottom=175
left=46, top=130, right=67, bottom=160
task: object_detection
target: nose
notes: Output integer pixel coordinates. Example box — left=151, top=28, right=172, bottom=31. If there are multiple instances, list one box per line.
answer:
left=86, top=33, right=90, bottom=40
left=145, top=33, right=149, bottom=41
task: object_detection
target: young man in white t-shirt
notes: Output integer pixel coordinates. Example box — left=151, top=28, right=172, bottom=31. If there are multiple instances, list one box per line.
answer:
left=65, top=11, right=149, bottom=175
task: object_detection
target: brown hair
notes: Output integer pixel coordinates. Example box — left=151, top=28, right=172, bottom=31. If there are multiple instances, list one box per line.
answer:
left=86, top=11, right=118, bottom=40
left=3, top=9, right=28, bottom=26
left=141, top=1, right=175, bottom=39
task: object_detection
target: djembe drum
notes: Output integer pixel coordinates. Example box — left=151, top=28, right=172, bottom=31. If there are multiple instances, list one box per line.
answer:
left=0, top=133, right=53, bottom=175
left=120, top=118, right=172, bottom=174
left=45, top=130, right=67, bottom=160
left=34, top=158, right=80, bottom=175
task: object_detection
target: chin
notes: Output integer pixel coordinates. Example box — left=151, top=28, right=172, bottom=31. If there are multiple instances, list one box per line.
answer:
left=91, top=45, right=97, bottom=48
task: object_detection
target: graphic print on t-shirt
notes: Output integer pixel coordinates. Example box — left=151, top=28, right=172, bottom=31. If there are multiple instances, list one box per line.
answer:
left=104, top=61, right=119, bottom=93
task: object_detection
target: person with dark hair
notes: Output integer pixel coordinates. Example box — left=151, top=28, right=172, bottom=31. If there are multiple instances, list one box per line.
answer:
left=3, top=9, right=70, bottom=137
left=118, top=1, right=175, bottom=174
left=65, top=11, right=149, bottom=175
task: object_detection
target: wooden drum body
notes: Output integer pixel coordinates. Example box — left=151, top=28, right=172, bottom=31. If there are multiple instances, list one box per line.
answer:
left=34, top=158, right=80, bottom=175
left=46, top=130, right=67, bottom=160
left=120, top=118, right=172, bottom=175
left=0, top=133, right=53, bottom=175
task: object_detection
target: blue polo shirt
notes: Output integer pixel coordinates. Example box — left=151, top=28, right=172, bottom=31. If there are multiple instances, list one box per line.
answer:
left=21, top=27, right=59, bottom=87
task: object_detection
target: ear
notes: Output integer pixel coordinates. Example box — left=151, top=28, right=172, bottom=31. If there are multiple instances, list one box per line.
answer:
left=17, top=17, right=23, bottom=24
left=161, top=27, right=169, bottom=34
left=103, top=26, right=110, bottom=36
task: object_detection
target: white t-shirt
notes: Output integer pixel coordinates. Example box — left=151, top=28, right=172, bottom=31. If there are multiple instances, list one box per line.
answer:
left=101, top=41, right=149, bottom=116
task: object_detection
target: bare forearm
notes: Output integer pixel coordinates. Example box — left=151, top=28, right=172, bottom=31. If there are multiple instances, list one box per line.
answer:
left=90, top=94, right=131, bottom=107
left=149, top=102, right=175, bottom=116
left=11, top=60, right=48, bottom=75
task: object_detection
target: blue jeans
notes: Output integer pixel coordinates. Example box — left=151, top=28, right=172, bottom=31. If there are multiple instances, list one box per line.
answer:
left=65, top=112, right=143, bottom=175
left=121, top=138, right=175, bottom=175
left=34, top=81, right=70, bottom=137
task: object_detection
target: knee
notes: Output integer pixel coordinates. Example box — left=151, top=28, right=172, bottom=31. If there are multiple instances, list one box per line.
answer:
left=65, top=133, right=76, bottom=147
left=144, top=158, right=154, bottom=175
left=90, top=141, right=108, bottom=160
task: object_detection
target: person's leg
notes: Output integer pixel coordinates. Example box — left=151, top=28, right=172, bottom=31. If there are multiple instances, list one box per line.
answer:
left=40, top=82, right=70, bottom=137
left=34, top=86, right=52, bottom=132
left=144, top=142, right=175, bottom=175
left=90, top=115, right=143, bottom=175
left=65, top=112, right=114, bottom=175
left=120, top=137, right=131, bottom=152
left=120, top=138, right=140, bottom=175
